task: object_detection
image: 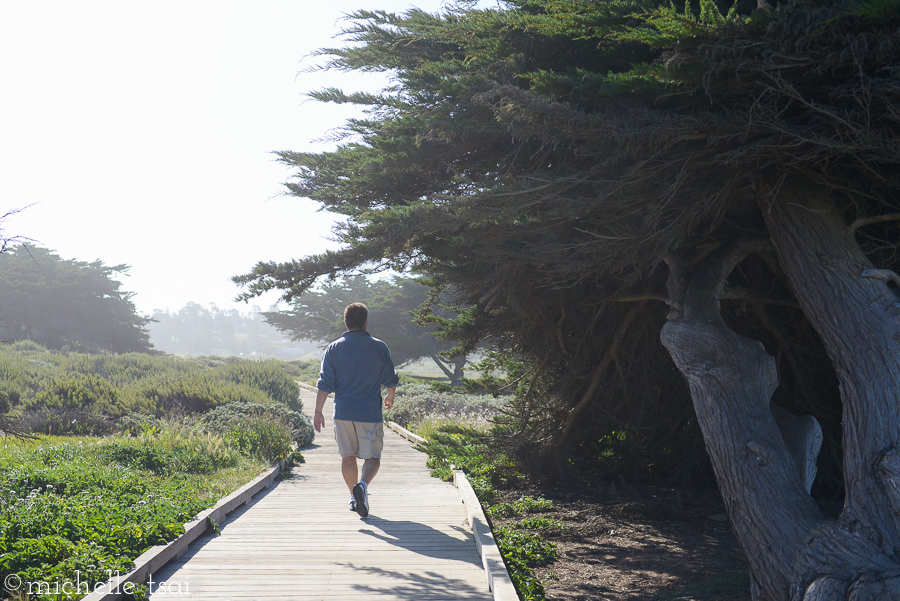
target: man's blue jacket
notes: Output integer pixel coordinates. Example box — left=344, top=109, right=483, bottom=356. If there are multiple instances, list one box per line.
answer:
left=316, top=330, right=400, bottom=423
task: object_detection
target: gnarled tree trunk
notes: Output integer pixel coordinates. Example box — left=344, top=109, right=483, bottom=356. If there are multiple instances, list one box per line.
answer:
left=660, top=177, right=900, bottom=600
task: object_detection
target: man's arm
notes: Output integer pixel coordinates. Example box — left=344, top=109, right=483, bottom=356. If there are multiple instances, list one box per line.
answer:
left=314, top=389, right=328, bottom=433
left=384, top=387, right=395, bottom=410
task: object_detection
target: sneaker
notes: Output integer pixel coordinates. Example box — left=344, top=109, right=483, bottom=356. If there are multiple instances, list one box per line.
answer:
left=352, top=481, right=369, bottom=517
left=348, top=497, right=357, bottom=512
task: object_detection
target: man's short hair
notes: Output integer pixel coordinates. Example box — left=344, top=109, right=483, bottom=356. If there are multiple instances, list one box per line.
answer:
left=344, top=303, right=368, bottom=330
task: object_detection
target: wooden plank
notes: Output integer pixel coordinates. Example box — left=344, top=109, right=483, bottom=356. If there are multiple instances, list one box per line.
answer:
left=81, top=460, right=287, bottom=601
left=137, top=388, right=496, bottom=600
left=387, top=420, right=427, bottom=445
left=454, top=471, right=520, bottom=601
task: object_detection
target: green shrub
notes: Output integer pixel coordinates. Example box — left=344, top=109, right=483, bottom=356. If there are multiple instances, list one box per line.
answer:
left=24, top=374, right=125, bottom=415
left=16, top=410, right=118, bottom=437
left=218, top=360, right=302, bottom=411
left=0, top=347, right=46, bottom=404
left=130, top=373, right=272, bottom=416
left=61, top=352, right=189, bottom=388
left=203, top=401, right=314, bottom=448
left=283, top=359, right=320, bottom=386
left=99, top=427, right=241, bottom=475
left=0, top=391, right=10, bottom=414
left=225, top=417, right=293, bottom=463
left=8, top=340, right=46, bottom=352
left=384, top=383, right=502, bottom=432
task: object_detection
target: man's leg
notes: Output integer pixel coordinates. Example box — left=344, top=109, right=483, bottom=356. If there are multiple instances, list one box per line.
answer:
left=351, top=423, right=383, bottom=518
left=360, top=458, right=380, bottom=484
left=341, top=455, right=358, bottom=492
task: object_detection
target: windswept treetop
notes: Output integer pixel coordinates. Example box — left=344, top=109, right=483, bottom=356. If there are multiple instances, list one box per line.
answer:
left=237, top=1, right=900, bottom=598
left=238, top=0, right=900, bottom=299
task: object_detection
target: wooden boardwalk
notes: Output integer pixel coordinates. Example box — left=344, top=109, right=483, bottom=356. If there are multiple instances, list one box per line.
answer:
left=149, top=388, right=494, bottom=600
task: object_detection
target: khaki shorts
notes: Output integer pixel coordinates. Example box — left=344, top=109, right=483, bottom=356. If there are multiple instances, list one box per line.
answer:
left=333, top=419, right=384, bottom=459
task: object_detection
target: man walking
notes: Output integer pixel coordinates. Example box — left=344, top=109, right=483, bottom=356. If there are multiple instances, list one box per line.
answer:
left=314, top=302, right=400, bottom=517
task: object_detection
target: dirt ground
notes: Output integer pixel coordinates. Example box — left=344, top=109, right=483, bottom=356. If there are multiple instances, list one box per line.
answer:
left=492, top=482, right=751, bottom=601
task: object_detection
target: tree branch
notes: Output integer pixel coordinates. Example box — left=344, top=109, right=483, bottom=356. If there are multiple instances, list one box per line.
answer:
left=611, top=293, right=668, bottom=303
left=663, top=252, right=688, bottom=320
left=849, top=213, right=900, bottom=235
left=552, top=301, right=645, bottom=460
left=862, top=269, right=900, bottom=288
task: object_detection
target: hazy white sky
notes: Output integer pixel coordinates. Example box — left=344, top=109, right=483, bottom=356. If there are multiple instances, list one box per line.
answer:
left=0, top=1, right=458, bottom=315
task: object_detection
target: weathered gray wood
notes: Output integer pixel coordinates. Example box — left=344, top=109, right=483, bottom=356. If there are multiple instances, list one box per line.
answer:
left=141, top=388, right=495, bottom=600
left=388, top=420, right=427, bottom=446
left=82, top=459, right=286, bottom=601
left=454, top=471, right=519, bottom=601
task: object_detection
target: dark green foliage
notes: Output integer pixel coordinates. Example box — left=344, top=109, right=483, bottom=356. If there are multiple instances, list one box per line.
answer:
left=223, top=417, right=293, bottom=463
left=494, top=526, right=557, bottom=600
left=0, top=246, right=152, bottom=353
left=424, top=424, right=521, bottom=503
left=488, top=495, right=555, bottom=518
left=494, top=526, right=557, bottom=567
left=234, top=0, right=900, bottom=495
left=508, top=516, right=562, bottom=529
left=17, top=410, right=118, bottom=437
left=25, top=374, right=125, bottom=415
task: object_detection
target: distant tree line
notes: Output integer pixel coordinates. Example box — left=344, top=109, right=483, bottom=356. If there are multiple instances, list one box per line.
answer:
left=148, top=303, right=320, bottom=359
left=0, top=245, right=152, bottom=353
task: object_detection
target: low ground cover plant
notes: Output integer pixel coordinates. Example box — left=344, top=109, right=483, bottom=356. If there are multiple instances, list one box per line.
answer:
left=488, top=495, right=556, bottom=518
left=0, top=432, right=267, bottom=600
left=418, top=416, right=557, bottom=601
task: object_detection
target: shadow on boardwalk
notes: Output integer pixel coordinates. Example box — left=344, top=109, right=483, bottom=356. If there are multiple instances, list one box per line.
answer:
left=347, top=564, right=491, bottom=601
left=359, top=516, right=482, bottom=564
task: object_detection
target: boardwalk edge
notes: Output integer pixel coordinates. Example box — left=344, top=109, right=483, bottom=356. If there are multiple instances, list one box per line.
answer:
left=453, top=470, right=520, bottom=601
left=386, top=419, right=427, bottom=446
left=386, top=419, right=518, bottom=600
left=81, top=459, right=287, bottom=601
